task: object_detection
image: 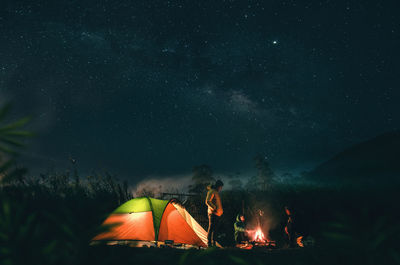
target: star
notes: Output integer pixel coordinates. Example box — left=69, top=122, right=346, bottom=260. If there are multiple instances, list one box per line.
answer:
left=272, top=40, right=278, bottom=45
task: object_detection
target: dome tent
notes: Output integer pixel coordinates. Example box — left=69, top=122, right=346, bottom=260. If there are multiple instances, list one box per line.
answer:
left=93, top=197, right=209, bottom=248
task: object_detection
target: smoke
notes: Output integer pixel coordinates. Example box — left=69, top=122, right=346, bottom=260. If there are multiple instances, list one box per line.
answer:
left=133, top=174, right=193, bottom=197
left=132, top=173, right=249, bottom=197
left=246, top=201, right=281, bottom=240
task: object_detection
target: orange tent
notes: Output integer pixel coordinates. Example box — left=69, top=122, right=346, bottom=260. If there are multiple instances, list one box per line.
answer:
left=93, top=197, right=208, bottom=248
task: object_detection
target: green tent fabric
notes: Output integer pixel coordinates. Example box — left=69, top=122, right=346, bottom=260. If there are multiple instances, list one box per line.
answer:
left=112, top=197, right=169, bottom=240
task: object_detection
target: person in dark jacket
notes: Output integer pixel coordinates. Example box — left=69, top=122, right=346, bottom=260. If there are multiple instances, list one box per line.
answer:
left=284, top=206, right=297, bottom=247
left=234, top=214, right=250, bottom=244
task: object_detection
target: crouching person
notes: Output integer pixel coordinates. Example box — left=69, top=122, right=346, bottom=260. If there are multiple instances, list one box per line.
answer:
left=234, top=214, right=251, bottom=245
left=205, top=180, right=224, bottom=247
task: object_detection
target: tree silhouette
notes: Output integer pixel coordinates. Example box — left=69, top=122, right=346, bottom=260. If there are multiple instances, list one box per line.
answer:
left=188, top=164, right=215, bottom=194
left=228, top=178, right=243, bottom=190
left=246, top=154, right=275, bottom=191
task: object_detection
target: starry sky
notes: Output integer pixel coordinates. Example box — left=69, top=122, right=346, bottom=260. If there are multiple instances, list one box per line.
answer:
left=0, top=0, right=399, bottom=183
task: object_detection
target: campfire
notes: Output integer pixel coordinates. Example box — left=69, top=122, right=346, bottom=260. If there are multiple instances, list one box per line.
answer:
left=250, top=227, right=276, bottom=248
left=253, top=227, right=266, bottom=242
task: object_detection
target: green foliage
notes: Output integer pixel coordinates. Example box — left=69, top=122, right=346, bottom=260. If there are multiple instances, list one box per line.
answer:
left=0, top=172, right=132, bottom=265
left=0, top=199, right=43, bottom=265
left=0, top=103, right=32, bottom=183
left=321, top=206, right=400, bottom=265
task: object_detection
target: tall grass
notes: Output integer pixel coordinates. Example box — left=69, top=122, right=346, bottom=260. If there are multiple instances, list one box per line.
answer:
left=1, top=174, right=399, bottom=265
left=0, top=172, right=132, bottom=265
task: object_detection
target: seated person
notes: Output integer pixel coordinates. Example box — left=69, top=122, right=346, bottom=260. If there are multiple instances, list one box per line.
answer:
left=234, top=214, right=251, bottom=244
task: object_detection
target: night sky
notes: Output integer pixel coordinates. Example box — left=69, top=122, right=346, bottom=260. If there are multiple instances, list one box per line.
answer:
left=0, top=0, right=399, bottom=183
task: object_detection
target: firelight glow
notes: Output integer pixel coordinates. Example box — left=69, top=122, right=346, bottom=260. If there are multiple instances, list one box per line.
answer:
left=253, top=227, right=266, bottom=242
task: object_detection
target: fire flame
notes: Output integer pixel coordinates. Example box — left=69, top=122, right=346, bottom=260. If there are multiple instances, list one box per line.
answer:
left=253, top=227, right=266, bottom=242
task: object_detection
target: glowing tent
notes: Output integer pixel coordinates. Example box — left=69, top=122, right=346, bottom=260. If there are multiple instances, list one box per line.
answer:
left=93, top=197, right=208, bottom=248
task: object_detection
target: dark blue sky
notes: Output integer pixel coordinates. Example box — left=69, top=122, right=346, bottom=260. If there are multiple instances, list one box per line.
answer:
left=0, top=0, right=399, bottom=183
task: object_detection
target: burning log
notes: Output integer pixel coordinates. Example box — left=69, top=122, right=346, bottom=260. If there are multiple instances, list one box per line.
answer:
left=296, top=235, right=315, bottom=248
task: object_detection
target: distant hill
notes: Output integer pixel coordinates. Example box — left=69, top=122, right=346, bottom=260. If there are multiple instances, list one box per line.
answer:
left=308, top=131, right=400, bottom=184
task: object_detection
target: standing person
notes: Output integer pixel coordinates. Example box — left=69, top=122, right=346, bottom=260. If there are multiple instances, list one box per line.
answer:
left=205, top=180, right=224, bottom=247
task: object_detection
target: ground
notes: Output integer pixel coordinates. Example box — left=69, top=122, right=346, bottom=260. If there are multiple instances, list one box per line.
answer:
left=84, top=245, right=356, bottom=265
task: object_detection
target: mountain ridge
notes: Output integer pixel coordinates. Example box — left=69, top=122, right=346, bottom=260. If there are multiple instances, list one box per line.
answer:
left=308, top=131, right=400, bottom=183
